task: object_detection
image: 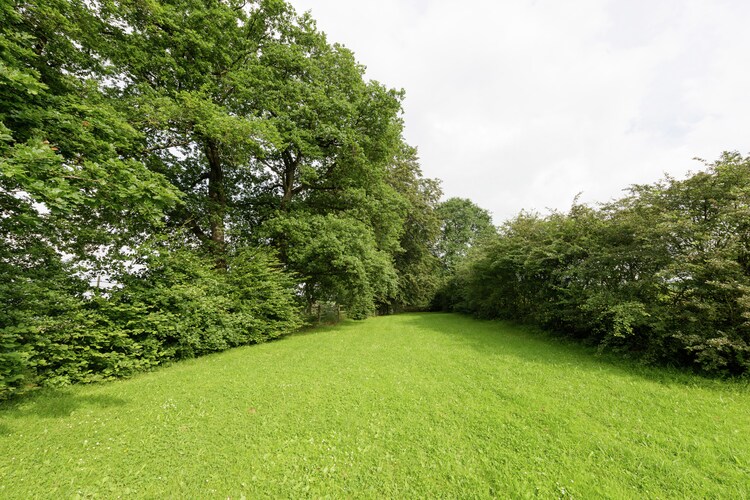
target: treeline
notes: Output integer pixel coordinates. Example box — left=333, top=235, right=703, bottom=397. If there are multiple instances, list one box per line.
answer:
left=1, top=0, right=444, bottom=398
left=3, top=1, right=747, bottom=400
left=438, top=153, right=750, bottom=376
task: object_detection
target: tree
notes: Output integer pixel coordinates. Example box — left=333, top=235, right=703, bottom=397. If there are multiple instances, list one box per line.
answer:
left=435, top=197, right=496, bottom=271
left=382, top=144, right=443, bottom=311
left=94, top=0, right=415, bottom=319
left=88, top=0, right=293, bottom=265
left=431, top=197, right=496, bottom=311
left=0, top=0, right=180, bottom=397
left=1, top=0, right=445, bottom=397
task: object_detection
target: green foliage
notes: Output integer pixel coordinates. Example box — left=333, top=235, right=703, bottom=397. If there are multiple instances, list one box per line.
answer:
left=2, top=244, right=301, bottom=396
left=93, top=0, right=433, bottom=316
left=264, top=213, right=397, bottom=319
left=0, top=0, right=443, bottom=396
left=435, top=197, right=496, bottom=271
left=0, top=0, right=180, bottom=398
left=110, top=245, right=302, bottom=359
left=385, top=145, right=443, bottom=311
left=448, top=153, right=750, bottom=375
left=431, top=197, right=496, bottom=311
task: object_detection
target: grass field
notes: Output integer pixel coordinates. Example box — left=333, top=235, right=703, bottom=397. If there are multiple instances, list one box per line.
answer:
left=1, top=313, right=749, bottom=498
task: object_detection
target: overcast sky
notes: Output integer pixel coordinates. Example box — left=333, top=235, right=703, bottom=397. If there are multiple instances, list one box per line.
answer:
left=291, top=0, right=750, bottom=224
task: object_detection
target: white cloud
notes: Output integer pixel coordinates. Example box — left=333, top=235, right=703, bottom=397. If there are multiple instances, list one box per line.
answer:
left=291, top=0, right=750, bottom=223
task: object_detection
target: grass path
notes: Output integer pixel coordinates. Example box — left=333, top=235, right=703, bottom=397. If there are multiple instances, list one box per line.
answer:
left=1, top=313, right=749, bottom=498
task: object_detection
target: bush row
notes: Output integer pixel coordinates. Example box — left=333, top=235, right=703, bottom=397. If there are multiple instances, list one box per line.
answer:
left=441, top=153, right=750, bottom=376
left=1, top=247, right=302, bottom=399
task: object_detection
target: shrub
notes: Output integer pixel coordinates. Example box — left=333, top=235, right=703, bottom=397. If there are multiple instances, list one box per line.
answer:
left=447, top=153, right=750, bottom=376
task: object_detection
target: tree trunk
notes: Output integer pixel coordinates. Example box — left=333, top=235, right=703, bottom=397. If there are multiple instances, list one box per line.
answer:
left=280, top=148, right=297, bottom=212
left=205, top=139, right=227, bottom=269
left=276, top=148, right=298, bottom=265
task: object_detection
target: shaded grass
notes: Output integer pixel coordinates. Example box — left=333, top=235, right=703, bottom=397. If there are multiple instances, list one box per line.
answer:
left=1, top=313, right=749, bottom=498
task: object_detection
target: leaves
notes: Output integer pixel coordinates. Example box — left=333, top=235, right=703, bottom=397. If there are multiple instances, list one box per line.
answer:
left=447, top=153, right=750, bottom=375
left=0, top=0, right=441, bottom=398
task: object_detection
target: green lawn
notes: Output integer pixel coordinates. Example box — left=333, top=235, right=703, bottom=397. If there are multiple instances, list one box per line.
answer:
left=1, top=313, right=749, bottom=498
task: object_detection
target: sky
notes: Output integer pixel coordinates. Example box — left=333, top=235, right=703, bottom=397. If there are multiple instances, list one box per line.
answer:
left=290, top=0, right=750, bottom=224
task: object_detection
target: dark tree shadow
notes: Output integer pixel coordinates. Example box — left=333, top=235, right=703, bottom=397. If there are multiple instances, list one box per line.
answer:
left=288, top=318, right=359, bottom=338
left=1, top=390, right=129, bottom=423
left=399, top=312, right=744, bottom=390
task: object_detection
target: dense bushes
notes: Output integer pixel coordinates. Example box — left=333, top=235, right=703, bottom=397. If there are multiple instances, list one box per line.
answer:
left=1, top=246, right=301, bottom=398
left=444, top=153, right=750, bottom=376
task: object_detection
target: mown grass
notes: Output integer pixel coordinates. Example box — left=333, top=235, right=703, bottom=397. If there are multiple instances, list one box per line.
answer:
left=1, top=313, right=749, bottom=498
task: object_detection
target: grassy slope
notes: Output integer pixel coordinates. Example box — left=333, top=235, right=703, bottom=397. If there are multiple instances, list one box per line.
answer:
left=1, top=313, right=749, bottom=498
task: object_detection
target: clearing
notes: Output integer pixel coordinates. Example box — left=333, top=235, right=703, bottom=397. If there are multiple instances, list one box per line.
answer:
left=1, top=313, right=748, bottom=497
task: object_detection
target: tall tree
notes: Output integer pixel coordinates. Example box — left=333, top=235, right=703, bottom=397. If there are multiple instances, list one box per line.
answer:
left=382, top=144, right=443, bottom=311
left=91, top=0, right=291, bottom=265
left=431, top=197, right=496, bottom=311
left=94, top=0, right=415, bottom=315
left=435, top=197, right=496, bottom=271
left=1, top=0, right=179, bottom=397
